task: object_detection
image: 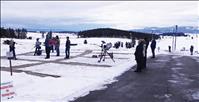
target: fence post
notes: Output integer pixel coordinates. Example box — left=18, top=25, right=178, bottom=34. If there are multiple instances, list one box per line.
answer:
left=9, top=59, right=13, bottom=76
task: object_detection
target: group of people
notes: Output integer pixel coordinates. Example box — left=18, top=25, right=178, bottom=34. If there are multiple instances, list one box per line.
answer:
left=134, top=38, right=196, bottom=72
left=7, top=35, right=195, bottom=63
left=134, top=38, right=156, bottom=72
left=168, top=45, right=194, bottom=55
left=34, top=33, right=71, bottom=59
left=113, top=41, right=136, bottom=49
left=43, top=34, right=61, bottom=59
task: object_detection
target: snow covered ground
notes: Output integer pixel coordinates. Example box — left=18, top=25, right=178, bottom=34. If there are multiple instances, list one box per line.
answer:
left=1, top=32, right=199, bottom=101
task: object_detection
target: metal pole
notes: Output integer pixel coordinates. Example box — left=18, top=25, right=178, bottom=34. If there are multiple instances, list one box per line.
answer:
left=172, top=28, right=175, bottom=51
left=9, top=59, right=13, bottom=76
left=198, top=34, right=199, bottom=53
left=174, top=25, right=178, bottom=51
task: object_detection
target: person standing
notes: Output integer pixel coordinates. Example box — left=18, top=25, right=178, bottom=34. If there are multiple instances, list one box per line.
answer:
left=42, top=32, right=45, bottom=38
left=150, top=39, right=156, bottom=58
left=134, top=39, right=144, bottom=72
left=55, top=35, right=60, bottom=56
left=34, top=38, right=41, bottom=56
left=168, top=46, right=171, bottom=52
left=49, top=37, right=56, bottom=53
left=190, top=45, right=194, bottom=55
left=45, top=34, right=51, bottom=59
left=143, top=37, right=149, bottom=69
left=9, top=39, right=17, bottom=60
left=65, top=36, right=71, bottom=59
left=132, top=37, right=136, bottom=47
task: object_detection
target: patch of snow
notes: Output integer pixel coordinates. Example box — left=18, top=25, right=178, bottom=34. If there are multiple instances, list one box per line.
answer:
left=192, top=91, right=199, bottom=100
left=1, top=59, right=39, bottom=68
left=168, top=80, right=180, bottom=84
left=176, top=62, right=183, bottom=66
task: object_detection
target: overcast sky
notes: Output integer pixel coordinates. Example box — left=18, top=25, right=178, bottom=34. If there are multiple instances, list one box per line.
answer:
left=1, top=1, right=199, bottom=31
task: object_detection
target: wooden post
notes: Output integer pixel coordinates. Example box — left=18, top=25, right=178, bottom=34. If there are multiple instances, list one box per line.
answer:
left=7, top=51, right=13, bottom=76
left=9, top=59, right=13, bottom=76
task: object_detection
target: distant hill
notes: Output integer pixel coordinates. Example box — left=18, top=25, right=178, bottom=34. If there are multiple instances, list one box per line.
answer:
left=78, top=28, right=160, bottom=40
left=27, top=29, right=76, bottom=33
left=54, top=31, right=77, bottom=34
left=28, top=30, right=77, bottom=34
left=132, top=26, right=199, bottom=34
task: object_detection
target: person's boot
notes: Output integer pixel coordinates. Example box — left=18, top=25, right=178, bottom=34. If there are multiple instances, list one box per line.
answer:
left=45, top=55, right=50, bottom=59
left=134, top=70, right=141, bottom=72
left=134, top=69, right=141, bottom=72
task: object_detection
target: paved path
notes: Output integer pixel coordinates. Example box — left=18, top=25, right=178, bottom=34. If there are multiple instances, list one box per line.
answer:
left=72, top=54, right=199, bottom=102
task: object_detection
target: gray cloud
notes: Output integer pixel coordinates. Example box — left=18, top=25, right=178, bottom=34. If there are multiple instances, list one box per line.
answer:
left=1, top=1, right=198, bottom=31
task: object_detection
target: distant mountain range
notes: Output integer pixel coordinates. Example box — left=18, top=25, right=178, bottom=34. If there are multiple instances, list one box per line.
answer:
left=132, top=26, right=199, bottom=34
left=27, top=26, right=198, bottom=34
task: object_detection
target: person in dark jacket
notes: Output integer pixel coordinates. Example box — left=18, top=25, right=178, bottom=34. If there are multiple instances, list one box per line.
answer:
left=55, top=35, right=60, bottom=56
left=143, top=37, right=149, bottom=69
left=190, top=45, right=194, bottom=55
left=45, top=34, right=51, bottom=59
left=65, top=36, right=71, bottom=59
left=9, top=39, right=17, bottom=60
left=150, top=39, right=156, bottom=58
left=168, top=46, right=171, bottom=52
left=134, top=39, right=144, bottom=72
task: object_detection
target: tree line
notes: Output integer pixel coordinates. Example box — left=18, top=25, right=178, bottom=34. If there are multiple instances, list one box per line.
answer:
left=161, top=32, right=187, bottom=36
left=0, top=27, right=27, bottom=39
left=78, top=28, right=160, bottom=40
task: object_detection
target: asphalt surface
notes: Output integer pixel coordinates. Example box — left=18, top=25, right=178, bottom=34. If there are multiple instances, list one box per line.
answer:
left=72, top=54, right=199, bottom=102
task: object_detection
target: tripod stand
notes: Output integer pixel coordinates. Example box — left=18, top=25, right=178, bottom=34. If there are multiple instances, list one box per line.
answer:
left=98, top=46, right=115, bottom=63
